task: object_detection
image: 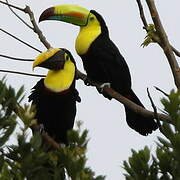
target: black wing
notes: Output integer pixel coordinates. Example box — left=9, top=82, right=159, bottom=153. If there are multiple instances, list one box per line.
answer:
left=81, top=34, right=132, bottom=95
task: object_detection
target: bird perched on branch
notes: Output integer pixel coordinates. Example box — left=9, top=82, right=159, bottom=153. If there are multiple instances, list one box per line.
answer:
left=39, top=5, right=158, bottom=135
left=29, top=48, right=81, bottom=144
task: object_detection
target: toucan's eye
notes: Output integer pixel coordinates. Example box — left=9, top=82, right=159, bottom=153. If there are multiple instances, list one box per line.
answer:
left=65, top=55, right=69, bottom=61
left=90, top=16, right=94, bottom=21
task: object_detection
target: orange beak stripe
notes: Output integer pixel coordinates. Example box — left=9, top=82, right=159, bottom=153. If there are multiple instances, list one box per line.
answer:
left=64, top=12, right=85, bottom=19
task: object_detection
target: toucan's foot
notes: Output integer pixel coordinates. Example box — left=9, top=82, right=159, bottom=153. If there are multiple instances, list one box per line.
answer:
left=97, top=82, right=112, bottom=100
left=83, top=77, right=91, bottom=86
left=99, top=82, right=111, bottom=92
left=39, top=124, right=45, bottom=133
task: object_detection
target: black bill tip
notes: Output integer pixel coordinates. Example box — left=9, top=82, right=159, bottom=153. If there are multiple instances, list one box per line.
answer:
left=39, top=7, right=55, bottom=22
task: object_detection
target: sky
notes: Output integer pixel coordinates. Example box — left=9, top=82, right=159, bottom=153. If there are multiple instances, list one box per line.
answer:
left=0, top=0, right=179, bottom=179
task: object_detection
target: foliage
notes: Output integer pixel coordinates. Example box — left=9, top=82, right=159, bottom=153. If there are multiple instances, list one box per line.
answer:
left=141, top=24, right=158, bottom=47
left=0, top=78, right=105, bottom=180
left=0, top=74, right=179, bottom=180
left=123, top=90, right=180, bottom=180
left=0, top=77, right=24, bottom=148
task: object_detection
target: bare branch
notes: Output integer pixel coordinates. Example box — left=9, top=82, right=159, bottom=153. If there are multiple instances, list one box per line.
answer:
left=171, top=46, right=180, bottom=58
left=0, top=69, right=45, bottom=78
left=0, top=0, right=51, bottom=49
left=136, top=0, right=180, bottom=57
left=5, top=0, right=33, bottom=30
left=0, top=54, right=33, bottom=61
left=0, top=28, right=42, bottom=53
left=0, top=0, right=24, bottom=11
left=147, top=88, right=162, bottom=131
left=24, top=6, right=52, bottom=49
left=76, top=70, right=172, bottom=123
left=154, top=86, right=169, bottom=97
left=146, top=0, right=180, bottom=89
left=136, top=0, right=148, bottom=29
left=136, top=0, right=180, bottom=89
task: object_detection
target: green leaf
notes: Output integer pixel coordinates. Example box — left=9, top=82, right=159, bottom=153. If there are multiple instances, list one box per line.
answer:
left=30, top=132, right=42, bottom=150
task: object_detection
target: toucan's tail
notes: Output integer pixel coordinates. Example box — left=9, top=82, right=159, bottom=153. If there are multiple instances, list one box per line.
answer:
left=124, top=89, right=158, bottom=135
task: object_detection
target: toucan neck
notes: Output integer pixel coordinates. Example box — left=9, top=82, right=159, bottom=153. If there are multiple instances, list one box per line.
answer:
left=44, top=60, right=75, bottom=93
left=75, top=24, right=101, bottom=55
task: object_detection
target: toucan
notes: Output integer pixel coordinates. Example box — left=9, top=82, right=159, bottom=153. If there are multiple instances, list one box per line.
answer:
left=28, top=48, right=81, bottom=144
left=39, top=5, right=158, bottom=135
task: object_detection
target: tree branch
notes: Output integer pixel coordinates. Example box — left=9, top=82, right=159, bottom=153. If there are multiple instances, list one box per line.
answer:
left=136, top=0, right=180, bottom=57
left=0, top=54, right=33, bottom=61
left=0, top=69, right=45, bottom=78
left=136, top=0, right=180, bottom=89
left=0, top=0, right=24, bottom=11
left=30, top=124, right=60, bottom=149
left=0, top=0, right=51, bottom=49
left=146, top=0, right=180, bottom=89
left=15, top=104, right=60, bottom=149
left=76, top=70, right=172, bottom=123
left=23, top=6, right=52, bottom=49
left=171, top=46, right=180, bottom=57
left=0, top=28, right=41, bottom=53
left=147, top=88, right=162, bottom=131
left=154, top=86, right=169, bottom=97
left=136, top=0, right=148, bottom=29
left=5, top=0, right=33, bottom=30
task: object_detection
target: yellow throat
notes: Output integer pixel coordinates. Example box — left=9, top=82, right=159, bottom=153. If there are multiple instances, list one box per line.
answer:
left=75, top=14, right=101, bottom=55
left=44, top=60, right=75, bottom=93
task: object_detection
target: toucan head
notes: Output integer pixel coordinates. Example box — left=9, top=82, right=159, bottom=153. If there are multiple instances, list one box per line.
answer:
left=33, top=48, right=76, bottom=93
left=39, top=4, right=107, bottom=30
left=33, top=48, right=72, bottom=71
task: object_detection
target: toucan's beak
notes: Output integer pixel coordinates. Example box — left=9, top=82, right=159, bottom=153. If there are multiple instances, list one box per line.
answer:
left=39, top=5, right=90, bottom=26
left=33, top=48, right=65, bottom=70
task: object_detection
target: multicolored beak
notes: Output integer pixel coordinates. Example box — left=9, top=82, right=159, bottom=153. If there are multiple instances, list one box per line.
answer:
left=33, top=48, right=66, bottom=70
left=39, top=5, right=90, bottom=26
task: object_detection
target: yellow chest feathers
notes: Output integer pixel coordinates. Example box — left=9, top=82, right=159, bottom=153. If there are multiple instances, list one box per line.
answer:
left=44, top=60, right=75, bottom=93
left=75, top=26, right=101, bottom=55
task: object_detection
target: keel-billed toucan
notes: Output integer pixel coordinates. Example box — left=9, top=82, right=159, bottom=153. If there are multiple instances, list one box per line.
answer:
left=39, top=5, right=158, bottom=135
left=28, top=48, right=81, bottom=144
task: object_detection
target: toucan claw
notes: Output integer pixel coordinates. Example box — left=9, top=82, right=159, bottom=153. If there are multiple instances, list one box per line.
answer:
left=39, top=124, right=45, bottom=133
left=83, top=77, right=91, bottom=86
left=99, top=82, right=111, bottom=92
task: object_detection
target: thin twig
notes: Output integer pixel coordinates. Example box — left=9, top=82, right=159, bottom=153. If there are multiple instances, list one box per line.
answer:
left=5, top=0, right=33, bottom=30
left=0, top=0, right=24, bottom=11
left=154, top=86, right=169, bottom=97
left=171, top=46, right=180, bottom=58
left=24, top=6, right=52, bottom=49
left=147, top=88, right=162, bottom=131
left=0, top=54, right=33, bottom=61
left=0, top=28, right=42, bottom=53
left=0, top=69, right=45, bottom=78
left=0, top=0, right=51, bottom=49
left=136, top=0, right=148, bottom=29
